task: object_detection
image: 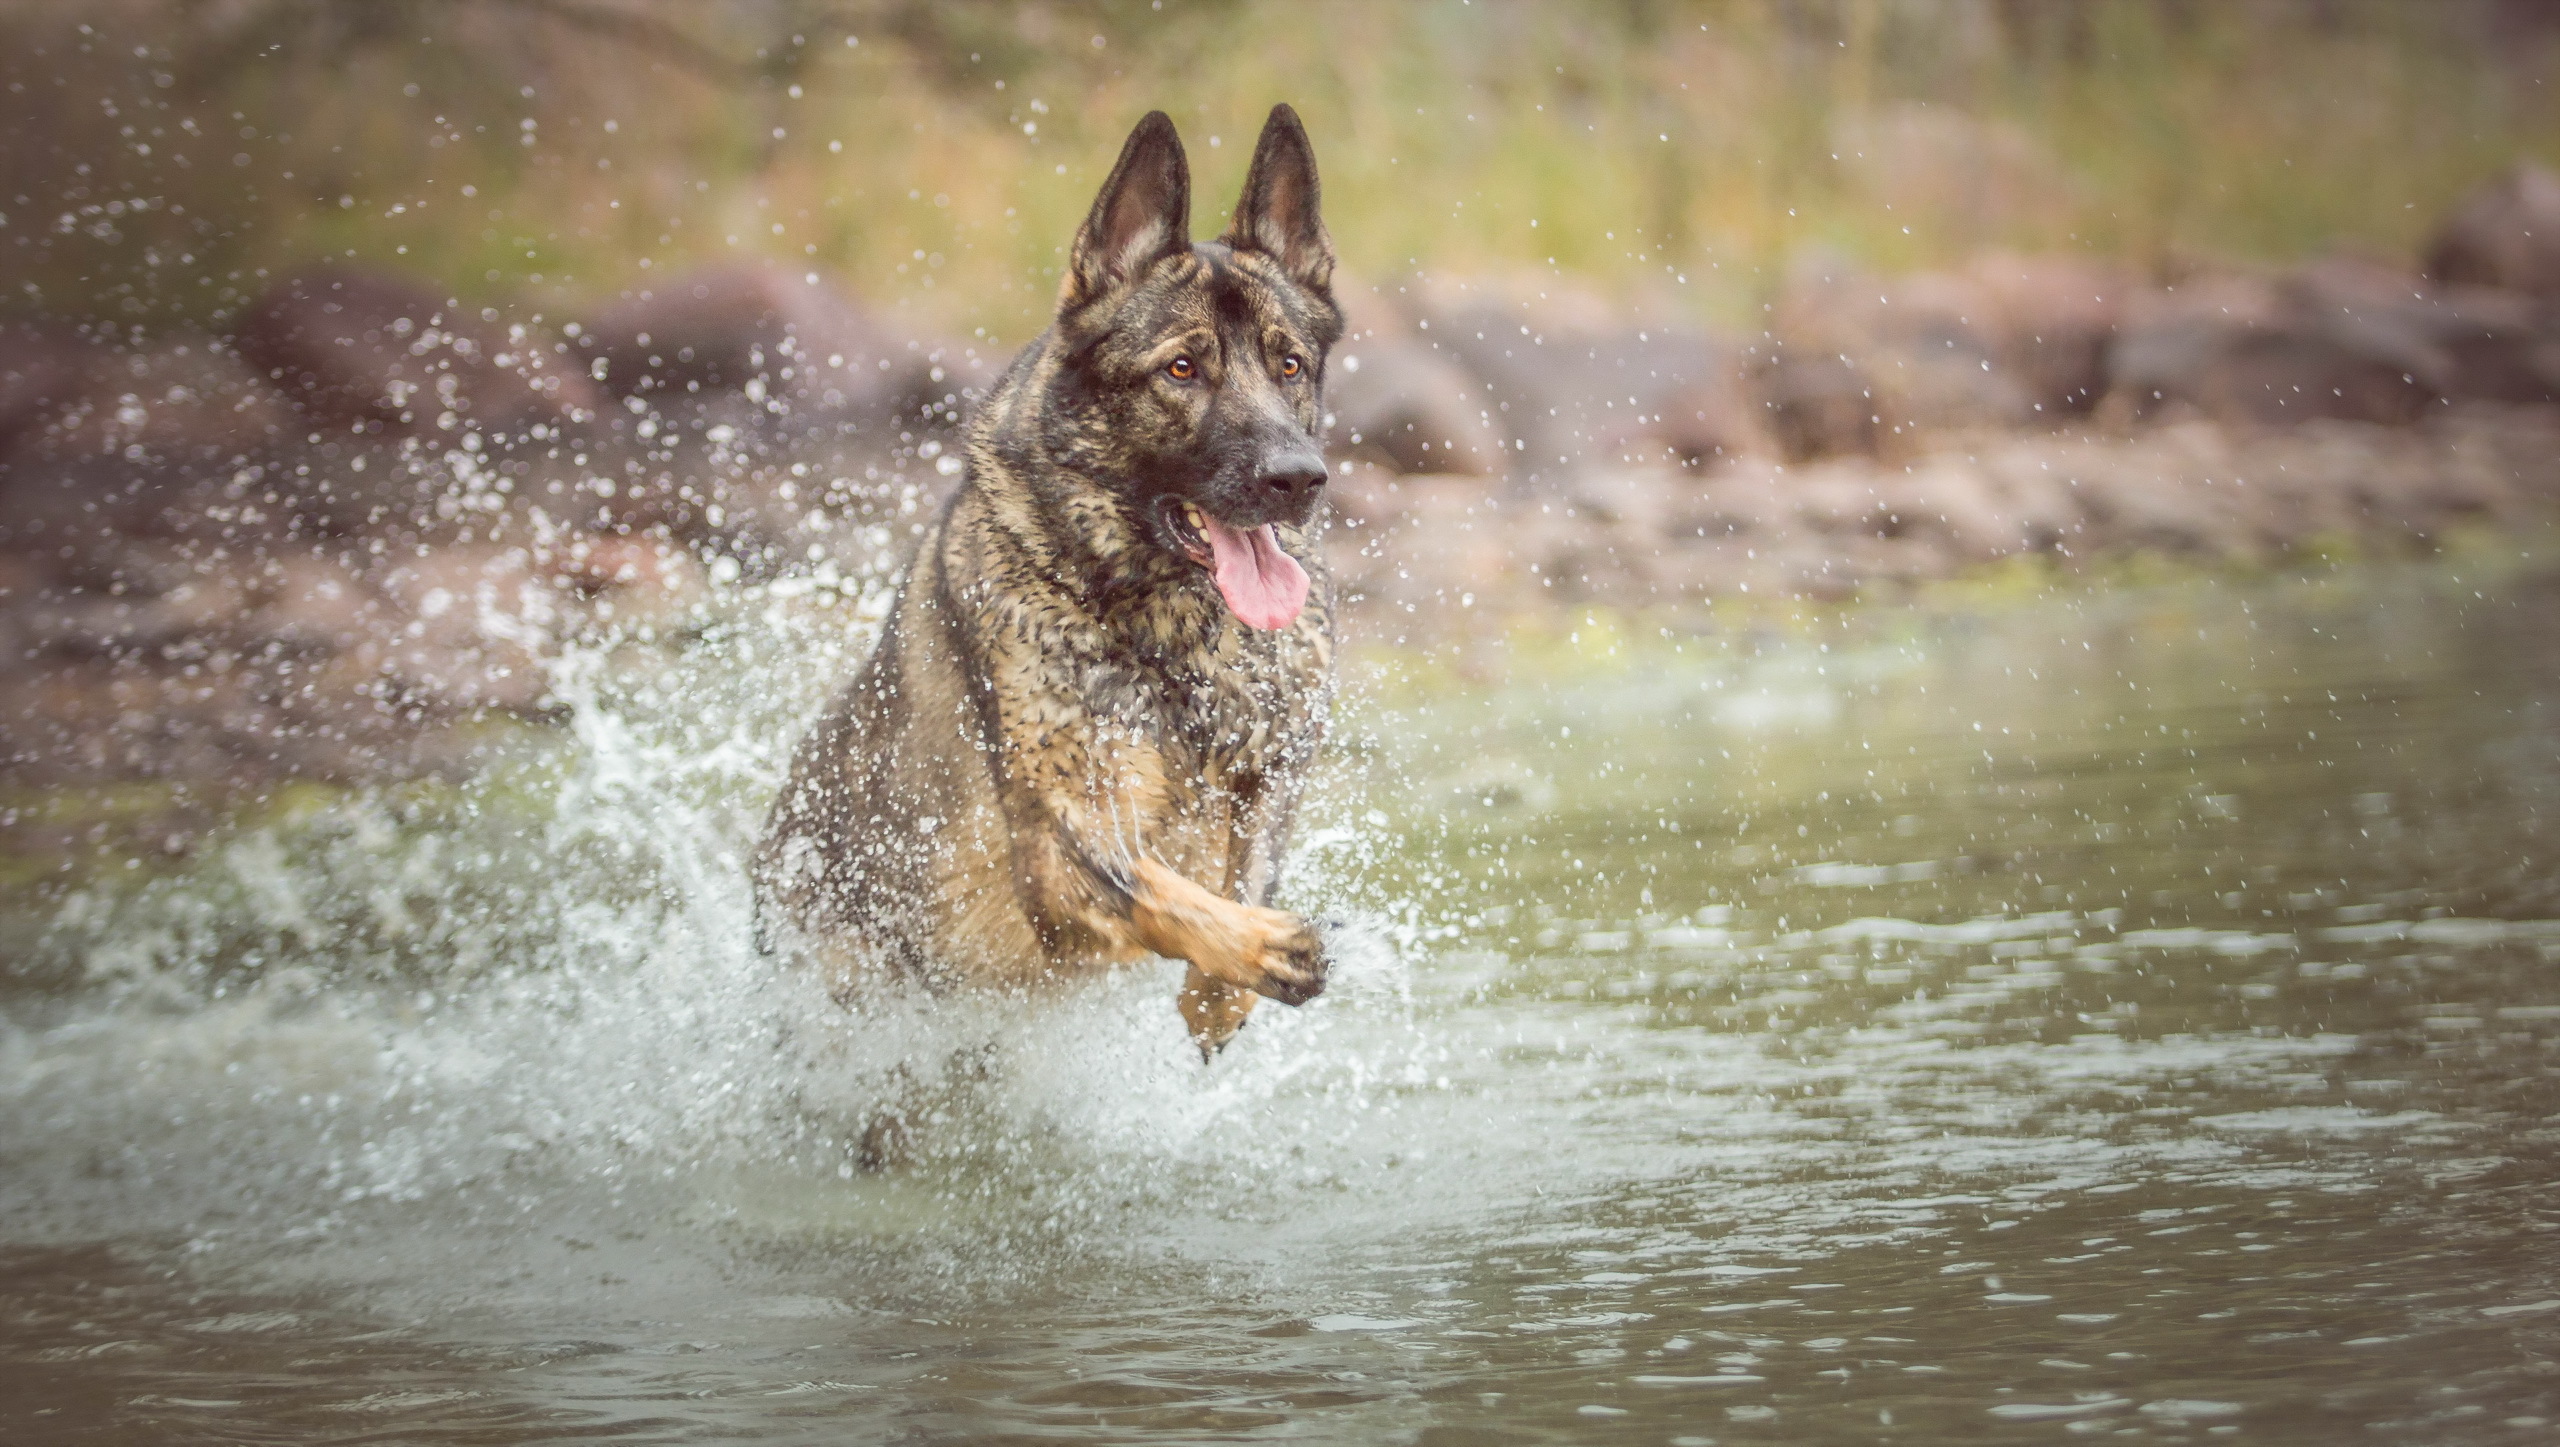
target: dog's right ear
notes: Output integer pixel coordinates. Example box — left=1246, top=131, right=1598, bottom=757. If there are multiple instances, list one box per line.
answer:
left=1062, top=111, right=1192, bottom=311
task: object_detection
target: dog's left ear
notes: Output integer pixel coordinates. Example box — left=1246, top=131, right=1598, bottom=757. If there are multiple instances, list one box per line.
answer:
left=1223, top=104, right=1334, bottom=295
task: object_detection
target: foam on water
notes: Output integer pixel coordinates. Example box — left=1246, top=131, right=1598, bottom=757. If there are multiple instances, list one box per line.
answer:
left=0, top=576, right=1498, bottom=1329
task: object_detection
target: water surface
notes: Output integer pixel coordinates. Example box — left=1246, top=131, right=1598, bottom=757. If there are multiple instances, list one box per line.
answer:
left=6, top=559, right=2560, bottom=1444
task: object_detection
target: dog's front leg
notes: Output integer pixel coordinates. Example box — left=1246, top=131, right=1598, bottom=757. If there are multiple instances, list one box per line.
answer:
left=1122, top=854, right=1326, bottom=1002
left=1165, top=766, right=1320, bottom=1055
left=1021, top=824, right=1320, bottom=1057
left=991, top=716, right=1330, bottom=1046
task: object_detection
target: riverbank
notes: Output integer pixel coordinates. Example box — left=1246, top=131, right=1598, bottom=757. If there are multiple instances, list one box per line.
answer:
left=1329, top=405, right=2560, bottom=638
left=5, top=526, right=2552, bottom=912
left=7, top=390, right=2557, bottom=802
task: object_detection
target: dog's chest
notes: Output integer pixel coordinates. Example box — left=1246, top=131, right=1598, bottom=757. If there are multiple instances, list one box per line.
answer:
left=1152, top=656, right=1297, bottom=785
left=1041, top=570, right=1305, bottom=756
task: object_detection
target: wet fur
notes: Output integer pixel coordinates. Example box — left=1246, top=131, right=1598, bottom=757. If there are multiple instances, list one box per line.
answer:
left=755, top=107, right=1344, bottom=1058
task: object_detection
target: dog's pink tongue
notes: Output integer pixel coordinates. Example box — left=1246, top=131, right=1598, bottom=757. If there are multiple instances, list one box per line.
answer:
left=1200, top=516, right=1309, bottom=630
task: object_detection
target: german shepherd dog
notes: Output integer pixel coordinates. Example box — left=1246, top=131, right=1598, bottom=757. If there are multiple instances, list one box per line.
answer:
left=754, top=106, right=1342, bottom=1060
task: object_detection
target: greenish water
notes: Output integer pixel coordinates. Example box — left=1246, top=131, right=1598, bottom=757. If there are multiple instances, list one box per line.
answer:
left=4, top=560, right=2559, bottom=1444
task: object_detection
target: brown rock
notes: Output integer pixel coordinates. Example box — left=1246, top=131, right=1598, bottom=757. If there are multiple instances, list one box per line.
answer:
left=1754, top=350, right=1906, bottom=463
left=1769, top=255, right=2029, bottom=443
left=2207, top=330, right=2437, bottom=425
left=2286, top=256, right=2558, bottom=406
left=1757, top=252, right=2136, bottom=454
left=2102, top=273, right=2286, bottom=423
left=2426, top=163, right=2560, bottom=299
left=1326, top=279, right=1505, bottom=475
left=0, top=322, right=108, bottom=459
left=13, top=332, right=293, bottom=468
left=2102, top=269, right=2446, bottom=426
left=2, top=325, right=294, bottom=479
left=1414, top=273, right=1767, bottom=487
left=577, top=263, right=995, bottom=426
left=1958, top=253, right=2140, bottom=415
left=233, top=266, right=601, bottom=440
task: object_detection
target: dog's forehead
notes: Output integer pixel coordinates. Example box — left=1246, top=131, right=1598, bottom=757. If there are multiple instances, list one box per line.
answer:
left=1204, top=246, right=1338, bottom=341
left=1113, top=247, right=1327, bottom=347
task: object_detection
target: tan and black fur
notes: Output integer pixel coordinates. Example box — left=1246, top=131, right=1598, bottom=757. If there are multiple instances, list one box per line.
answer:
left=755, top=106, right=1344, bottom=1057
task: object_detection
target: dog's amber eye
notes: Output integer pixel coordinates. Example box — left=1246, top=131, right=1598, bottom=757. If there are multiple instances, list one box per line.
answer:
left=1166, top=356, right=1197, bottom=381
left=1279, top=354, right=1304, bottom=379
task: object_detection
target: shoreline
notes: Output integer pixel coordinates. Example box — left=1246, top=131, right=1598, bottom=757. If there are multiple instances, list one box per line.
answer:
left=1327, top=406, right=2560, bottom=639
left=5, top=530, right=2550, bottom=899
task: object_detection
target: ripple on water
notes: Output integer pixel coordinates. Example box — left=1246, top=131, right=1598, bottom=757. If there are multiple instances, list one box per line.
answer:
left=8, top=566, right=2560, bottom=1440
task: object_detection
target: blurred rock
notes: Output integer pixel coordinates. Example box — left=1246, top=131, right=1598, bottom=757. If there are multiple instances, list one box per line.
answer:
left=0, top=322, right=108, bottom=459
left=1324, top=279, right=1505, bottom=475
left=568, top=265, right=996, bottom=562
left=1957, top=253, right=2139, bottom=415
left=233, top=266, right=601, bottom=441
left=2202, top=327, right=2437, bottom=428
left=2285, top=256, right=2559, bottom=406
left=2102, top=269, right=2438, bottom=426
left=0, top=326, right=293, bottom=473
left=1759, top=252, right=2138, bottom=459
left=1415, top=273, right=1767, bottom=487
left=62, top=335, right=295, bottom=465
left=2426, top=163, right=2560, bottom=299
left=1768, top=254, right=2029, bottom=448
left=0, top=511, right=713, bottom=789
left=577, top=263, right=995, bottom=430
left=2103, top=272, right=2283, bottom=423
left=2104, top=258, right=2560, bottom=425
left=1752, top=349, right=1903, bottom=463
left=1331, top=403, right=2560, bottom=634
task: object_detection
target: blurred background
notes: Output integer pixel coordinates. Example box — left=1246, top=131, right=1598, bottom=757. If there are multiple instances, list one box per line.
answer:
left=8, top=0, right=2557, bottom=330
left=1, top=0, right=2557, bottom=791
left=4, top=0, right=2559, bottom=795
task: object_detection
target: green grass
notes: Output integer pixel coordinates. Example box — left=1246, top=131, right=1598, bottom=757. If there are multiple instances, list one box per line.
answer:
left=3, top=1, right=2555, bottom=337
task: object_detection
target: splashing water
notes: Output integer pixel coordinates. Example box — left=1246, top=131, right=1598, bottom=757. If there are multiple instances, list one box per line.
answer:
left=7, top=558, right=2560, bottom=1443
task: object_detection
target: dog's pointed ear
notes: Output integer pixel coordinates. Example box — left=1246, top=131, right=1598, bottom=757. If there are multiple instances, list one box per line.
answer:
left=1063, top=111, right=1191, bottom=310
left=1223, top=104, right=1334, bottom=294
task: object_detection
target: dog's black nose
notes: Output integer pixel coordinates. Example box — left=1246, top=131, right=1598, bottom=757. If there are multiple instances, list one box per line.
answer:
left=1261, top=454, right=1328, bottom=501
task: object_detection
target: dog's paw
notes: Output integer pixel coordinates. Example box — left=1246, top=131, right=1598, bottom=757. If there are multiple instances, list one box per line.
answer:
left=1177, top=964, right=1259, bottom=1058
left=1246, top=910, right=1329, bottom=1006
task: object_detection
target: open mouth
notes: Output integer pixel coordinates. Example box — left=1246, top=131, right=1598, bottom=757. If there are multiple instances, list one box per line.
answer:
left=1160, top=498, right=1311, bottom=632
left=1165, top=500, right=1218, bottom=568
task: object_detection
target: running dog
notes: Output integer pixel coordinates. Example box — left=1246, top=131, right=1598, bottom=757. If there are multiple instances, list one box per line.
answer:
left=755, top=105, right=1342, bottom=1059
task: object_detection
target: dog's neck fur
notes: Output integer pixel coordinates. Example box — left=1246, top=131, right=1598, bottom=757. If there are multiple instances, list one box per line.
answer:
left=956, top=329, right=1330, bottom=674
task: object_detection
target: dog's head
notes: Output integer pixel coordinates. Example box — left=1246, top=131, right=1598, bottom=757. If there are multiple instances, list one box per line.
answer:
left=1037, top=105, right=1341, bottom=631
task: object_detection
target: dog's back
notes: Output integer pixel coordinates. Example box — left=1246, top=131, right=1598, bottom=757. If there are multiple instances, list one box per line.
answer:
left=756, top=498, right=1033, bottom=993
